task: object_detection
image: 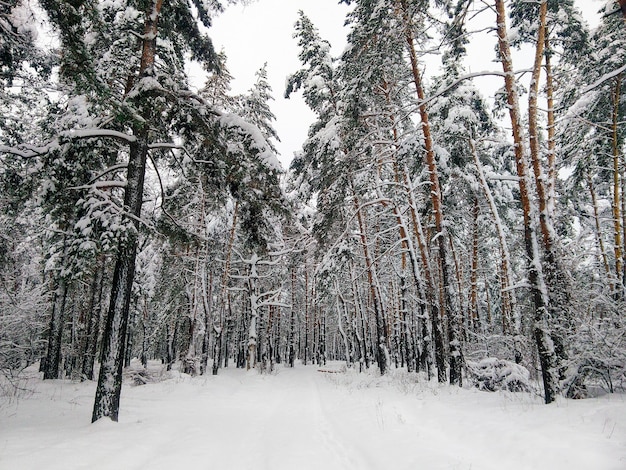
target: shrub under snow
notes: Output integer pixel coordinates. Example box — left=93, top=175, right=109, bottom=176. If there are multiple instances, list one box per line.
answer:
left=466, top=358, right=531, bottom=393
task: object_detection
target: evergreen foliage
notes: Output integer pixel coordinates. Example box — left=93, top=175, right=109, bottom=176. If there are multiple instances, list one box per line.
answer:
left=1, top=0, right=625, bottom=421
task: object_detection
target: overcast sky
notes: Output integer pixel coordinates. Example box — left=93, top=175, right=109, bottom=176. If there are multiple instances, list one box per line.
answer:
left=204, top=0, right=604, bottom=169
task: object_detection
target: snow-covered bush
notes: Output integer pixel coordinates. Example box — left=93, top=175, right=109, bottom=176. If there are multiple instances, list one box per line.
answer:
left=466, top=358, right=531, bottom=393
left=564, top=356, right=626, bottom=399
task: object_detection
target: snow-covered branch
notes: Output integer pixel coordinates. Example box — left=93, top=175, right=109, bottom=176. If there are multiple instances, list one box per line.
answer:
left=580, top=64, right=626, bottom=95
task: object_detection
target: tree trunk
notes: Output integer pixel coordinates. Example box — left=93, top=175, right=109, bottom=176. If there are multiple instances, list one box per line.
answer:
left=82, top=257, right=106, bottom=380
left=402, top=166, right=442, bottom=381
left=395, top=0, right=460, bottom=385
left=289, top=266, right=297, bottom=367
left=588, top=177, right=612, bottom=280
left=44, top=274, right=68, bottom=380
left=469, top=199, right=480, bottom=331
left=495, top=0, right=559, bottom=404
left=470, top=139, right=518, bottom=339
left=92, top=0, right=163, bottom=422
left=611, top=75, right=623, bottom=294
left=352, top=188, right=389, bottom=375
left=92, top=136, right=149, bottom=422
left=545, top=34, right=557, bottom=219
left=246, top=254, right=259, bottom=370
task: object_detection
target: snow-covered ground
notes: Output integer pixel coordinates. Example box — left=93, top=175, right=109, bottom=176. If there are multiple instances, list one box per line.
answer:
left=1, top=362, right=625, bottom=470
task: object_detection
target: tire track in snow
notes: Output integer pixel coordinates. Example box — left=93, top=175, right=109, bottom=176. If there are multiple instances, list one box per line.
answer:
left=259, top=366, right=370, bottom=470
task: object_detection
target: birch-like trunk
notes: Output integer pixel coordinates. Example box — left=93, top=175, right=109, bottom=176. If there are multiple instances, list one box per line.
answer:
left=246, top=254, right=259, bottom=370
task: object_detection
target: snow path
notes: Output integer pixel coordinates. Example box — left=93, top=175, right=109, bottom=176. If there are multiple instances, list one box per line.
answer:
left=1, top=363, right=626, bottom=469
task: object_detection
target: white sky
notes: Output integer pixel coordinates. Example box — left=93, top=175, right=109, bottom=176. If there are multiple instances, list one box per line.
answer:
left=205, top=0, right=604, bottom=169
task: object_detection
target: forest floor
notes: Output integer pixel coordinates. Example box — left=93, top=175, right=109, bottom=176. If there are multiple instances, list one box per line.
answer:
left=1, top=361, right=625, bottom=470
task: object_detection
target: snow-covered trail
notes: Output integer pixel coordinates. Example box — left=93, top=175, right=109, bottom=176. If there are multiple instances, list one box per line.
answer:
left=1, top=363, right=625, bottom=470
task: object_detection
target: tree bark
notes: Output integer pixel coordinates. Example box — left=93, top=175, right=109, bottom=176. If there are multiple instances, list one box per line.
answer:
left=82, top=257, right=106, bottom=380
left=495, top=0, right=559, bottom=404
left=352, top=188, right=389, bottom=375
left=611, top=75, right=623, bottom=294
left=91, top=0, right=163, bottom=422
left=44, top=274, right=68, bottom=380
left=395, top=0, right=460, bottom=384
left=92, top=137, right=149, bottom=422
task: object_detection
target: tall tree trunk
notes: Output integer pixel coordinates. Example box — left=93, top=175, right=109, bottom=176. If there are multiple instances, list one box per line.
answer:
left=303, top=267, right=309, bottom=366
left=495, top=0, right=559, bottom=404
left=611, top=75, right=623, bottom=295
left=214, top=201, right=238, bottom=374
left=352, top=187, right=389, bottom=375
left=402, top=166, right=441, bottom=380
left=92, top=137, right=149, bottom=422
left=588, top=177, right=612, bottom=280
left=469, top=199, right=480, bottom=331
left=381, top=89, right=429, bottom=375
left=44, top=274, right=68, bottom=380
left=92, top=0, right=162, bottom=422
left=545, top=34, right=557, bottom=219
left=82, top=257, right=106, bottom=380
left=470, top=139, right=520, bottom=356
left=289, top=266, right=297, bottom=367
left=528, top=1, right=553, bottom=253
left=200, top=270, right=213, bottom=375
left=246, top=254, right=260, bottom=370
left=395, top=0, right=460, bottom=385
left=336, top=280, right=352, bottom=367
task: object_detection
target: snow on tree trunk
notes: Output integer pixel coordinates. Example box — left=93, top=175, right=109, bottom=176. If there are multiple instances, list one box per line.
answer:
left=92, top=136, right=149, bottom=422
left=395, top=0, right=460, bottom=385
left=80, top=257, right=106, bottom=381
left=494, top=0, right=559, bottom=404
left=246, top=253, right=259, bottom=370
left=43, top=274, right=68, bottom=380
left=352, top=189, right=388, bottom=375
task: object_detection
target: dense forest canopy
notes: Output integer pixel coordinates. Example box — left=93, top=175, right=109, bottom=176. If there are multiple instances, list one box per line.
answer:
left=1, top=0, right=625, bottom=420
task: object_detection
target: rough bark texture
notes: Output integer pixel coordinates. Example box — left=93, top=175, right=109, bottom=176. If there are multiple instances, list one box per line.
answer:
left=91, top=0, right=163, bottom=422
left=612, top=76, right=623, bottom=292
left=353, top=190, right=388, bottom=375
left=396, top=0, right=459, bottom=385
left=81, top=258, right=105, bottom=381
left=495, top=0, right=559, bottom=404
left=92, top=138, right=149, bottom=422
left=43, top=276, right=68, bottom=380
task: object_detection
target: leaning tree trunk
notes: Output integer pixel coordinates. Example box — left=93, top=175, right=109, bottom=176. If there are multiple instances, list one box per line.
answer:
left=470, top=138, right=521, bottom=360
left=494, top=0, right=559, bottom=404
left=352, top=186, right=389, bottom=375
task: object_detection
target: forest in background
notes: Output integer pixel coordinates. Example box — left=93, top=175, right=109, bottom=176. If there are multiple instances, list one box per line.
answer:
left=1, top=0, right=625, bottom=422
